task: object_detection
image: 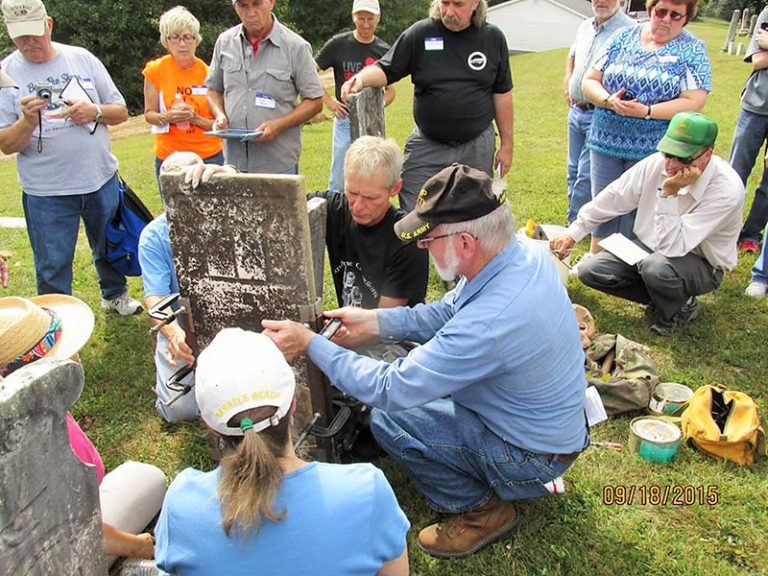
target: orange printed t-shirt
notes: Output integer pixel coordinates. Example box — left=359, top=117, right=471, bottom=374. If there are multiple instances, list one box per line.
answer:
left=142, top=55, right=222, bottom=160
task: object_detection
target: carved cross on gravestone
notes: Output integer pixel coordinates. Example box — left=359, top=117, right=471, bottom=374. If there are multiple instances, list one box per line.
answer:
left=0, top=361, right=106, bottom=575
left=162, top=172, right=333, bottom=459
left=348, top=86, right=386, bottom=141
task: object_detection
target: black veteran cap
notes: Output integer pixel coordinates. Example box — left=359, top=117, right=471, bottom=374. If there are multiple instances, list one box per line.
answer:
left=394, top=164, right=506, bottom=242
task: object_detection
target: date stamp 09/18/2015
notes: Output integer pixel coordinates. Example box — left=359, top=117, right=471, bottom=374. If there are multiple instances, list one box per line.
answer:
left=602, top=484, right=720, bottom=506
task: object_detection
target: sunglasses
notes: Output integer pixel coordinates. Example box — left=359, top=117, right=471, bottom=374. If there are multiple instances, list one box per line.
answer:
left=653, top=6, right=686, bottom=22
left=661, top=149, right=707, bottom=165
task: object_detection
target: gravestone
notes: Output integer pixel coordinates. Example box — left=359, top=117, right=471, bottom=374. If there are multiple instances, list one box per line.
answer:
left=162, top=172, right=333, bottom=459
left=348, top=87, right=386, bottom=141
left=723, top=10, right=740, bottom=52
left=0, top=360, right=106, bottom=576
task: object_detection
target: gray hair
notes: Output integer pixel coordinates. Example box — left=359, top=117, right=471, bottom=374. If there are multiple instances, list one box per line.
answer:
left=429, top=0, right=487, bottom=27
left=344, top=136, right=403, bottom=190
left=439, top=195, right=515, bottom=253
left=159, top=6, right=202, bottom=44
left=160, top=151, right=203, bottom=173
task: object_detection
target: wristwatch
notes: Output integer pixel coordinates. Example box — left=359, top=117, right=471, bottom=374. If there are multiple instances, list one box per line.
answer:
left=644, top=104, right=652, bottom=120
left=94, top=104, right=103, bottom=124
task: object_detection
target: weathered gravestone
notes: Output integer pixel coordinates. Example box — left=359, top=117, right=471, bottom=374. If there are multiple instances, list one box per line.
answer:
left=0, top=360, right=106, bottom=576
left=723, top=10, right=740, bottom=52
left=348, top=86, right=386, bottom=141
left=162, top=172, right=334, bottom=459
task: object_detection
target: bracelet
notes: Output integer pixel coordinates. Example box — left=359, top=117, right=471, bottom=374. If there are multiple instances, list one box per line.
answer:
left=158, top=113, right=167, bottom=126
left=602, top=96, right=610, bottom=108
left=646, top=104, right=652, bottom=119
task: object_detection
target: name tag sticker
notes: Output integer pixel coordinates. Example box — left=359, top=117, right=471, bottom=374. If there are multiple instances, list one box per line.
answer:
left=254, top=93, right=276, bottom=109
left=658, top=55, right=678, bottom=63
left=191, top=85, right=207, bottom=96
left=424, top=37, right=444, bottom=51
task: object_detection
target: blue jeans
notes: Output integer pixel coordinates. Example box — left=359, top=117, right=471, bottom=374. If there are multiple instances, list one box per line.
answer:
left=23, top=172, right=127, bottom=299
left=753, top=222, right=768, bottom=283
left=329, top=116, right=351, bottom=193
left=567, top=105, right=593, bottom=224
left=729, top=108, right=768, bottom=243
left=154, top=335, right=198, bottom=423
left=590, top=151, right=639, bottom=239
left=370, top=398, right=577, bottom=514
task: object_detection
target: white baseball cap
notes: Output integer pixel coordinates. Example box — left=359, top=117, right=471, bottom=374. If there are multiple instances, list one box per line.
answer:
left=2, top=0, right=48, bottom=39
left=195, top=328, right=296, bottom=436
left=352, top=0, right=380, bottom=15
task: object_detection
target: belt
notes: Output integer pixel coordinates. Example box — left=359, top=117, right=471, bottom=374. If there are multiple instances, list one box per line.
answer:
left=548, top=450, right=581, bottom=464
left=573, top=102, right=595, bottom=111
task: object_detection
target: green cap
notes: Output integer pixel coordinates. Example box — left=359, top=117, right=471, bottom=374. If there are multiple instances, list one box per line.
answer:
left=657, top=112, right=718, bottom=158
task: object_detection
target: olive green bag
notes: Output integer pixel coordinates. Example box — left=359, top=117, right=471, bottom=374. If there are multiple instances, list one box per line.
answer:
left=585, top=334, right=659, bottom=416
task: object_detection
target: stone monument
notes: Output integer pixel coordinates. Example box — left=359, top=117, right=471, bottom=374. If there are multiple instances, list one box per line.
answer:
left=347, top=86, right=386, bottom=141
left=161, top=172, right=336, bottom=459
left=0, top=360, right=106, bottom=575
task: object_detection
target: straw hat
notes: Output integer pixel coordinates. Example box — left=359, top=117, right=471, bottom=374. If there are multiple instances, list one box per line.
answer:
left=0, top=295, right=94, bottom=372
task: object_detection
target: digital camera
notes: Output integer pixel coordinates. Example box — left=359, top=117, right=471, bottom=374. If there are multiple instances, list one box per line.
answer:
left=35, top=82, right=53, bottom=100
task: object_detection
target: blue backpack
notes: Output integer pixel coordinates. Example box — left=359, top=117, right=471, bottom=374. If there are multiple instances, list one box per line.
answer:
left=105, top=178, right=154, bottom=276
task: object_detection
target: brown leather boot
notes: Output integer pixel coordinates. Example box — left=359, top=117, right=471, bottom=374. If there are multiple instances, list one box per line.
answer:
left=417, top=496, right=520, bottom=558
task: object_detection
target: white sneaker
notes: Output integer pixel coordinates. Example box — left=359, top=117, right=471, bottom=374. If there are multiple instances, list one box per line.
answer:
left=569, top=252, right=594, bottom=277
left=101, top=292, right=143, bottom=315
left=745, top=281, right=767, bottom=299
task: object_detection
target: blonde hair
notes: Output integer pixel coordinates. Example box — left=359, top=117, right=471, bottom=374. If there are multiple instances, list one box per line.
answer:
left=159, top=6, right=202, bottom=43
left=429, top=0, right=487, bottom=27
left=217, top=406, right=291, bottom=537
left=344, top=136, right=402, bottom=189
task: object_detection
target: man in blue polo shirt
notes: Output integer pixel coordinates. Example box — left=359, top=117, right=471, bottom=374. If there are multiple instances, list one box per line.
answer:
left=263, top=164, right=589, bottom=559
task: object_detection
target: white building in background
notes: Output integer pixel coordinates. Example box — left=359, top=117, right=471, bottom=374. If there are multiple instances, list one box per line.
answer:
left=487, top=0, right=641, bottom=53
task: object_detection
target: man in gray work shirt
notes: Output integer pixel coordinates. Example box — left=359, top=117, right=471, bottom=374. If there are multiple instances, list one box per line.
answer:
left=206, top=0, right=323, bottom=174
left=563, top=0, right=633, bottom=224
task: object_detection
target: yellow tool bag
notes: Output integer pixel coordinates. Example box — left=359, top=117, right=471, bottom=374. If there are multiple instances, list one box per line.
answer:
left=680, top=385, right=767, bottom=466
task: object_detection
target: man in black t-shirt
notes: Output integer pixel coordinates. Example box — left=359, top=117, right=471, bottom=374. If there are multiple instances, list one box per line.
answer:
left=341, top=0, right=514, bottom=212
left=309, top=136, right=428, bottom=309
left=316, top=0, right=396, bottom=193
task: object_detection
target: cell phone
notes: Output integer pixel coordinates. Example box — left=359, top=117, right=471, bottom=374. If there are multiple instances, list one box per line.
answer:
left=621, top=90, right=636, bottom=101
left=319, top=317, right=342, bottom=340
left=761, top=22, right=768, bottom=31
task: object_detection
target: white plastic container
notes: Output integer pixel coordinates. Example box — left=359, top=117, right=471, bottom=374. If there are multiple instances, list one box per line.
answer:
left=516, top=223, right=571, bottom=286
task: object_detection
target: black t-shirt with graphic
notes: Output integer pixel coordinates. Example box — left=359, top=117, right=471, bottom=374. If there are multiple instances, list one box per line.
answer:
left=309, top=190, right=428, bottom=309
left=377, top=18, right=513, bottom=143
left=316, top=31, right=390, bottom=100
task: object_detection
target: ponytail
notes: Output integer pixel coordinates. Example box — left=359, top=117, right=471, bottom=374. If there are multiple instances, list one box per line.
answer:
left=217, top=407, right=291, bottom=537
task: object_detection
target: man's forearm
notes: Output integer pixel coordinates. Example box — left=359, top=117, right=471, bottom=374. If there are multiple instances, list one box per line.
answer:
left=0, top=116, right=36, bottom=155
left=101, top=103, right=128, bottom=126
left=207, top=90, right=226, bottom=119
left=358, top=64, right=388, bottom=89
left=493, top=91, right=514, bottom=150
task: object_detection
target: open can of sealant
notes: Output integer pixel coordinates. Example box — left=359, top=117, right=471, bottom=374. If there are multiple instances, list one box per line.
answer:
left=648, top=382, right=694, bottom=416
left=629, top=417, right=681, bottom=463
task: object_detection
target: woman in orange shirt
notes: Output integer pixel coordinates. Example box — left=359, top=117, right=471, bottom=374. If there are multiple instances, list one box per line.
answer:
left=142, top=6, right=223, bottom=187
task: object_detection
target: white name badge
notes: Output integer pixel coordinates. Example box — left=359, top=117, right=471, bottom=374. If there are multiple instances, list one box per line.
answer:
left=191, top=85, right=207, bottom=96
left=424, top=37, right=444, bottom=51
left=658, top=55, right=678, bottom=63
left=79, top=78, right=95, bottom=90
left=254, top=93, right=276, bottom=109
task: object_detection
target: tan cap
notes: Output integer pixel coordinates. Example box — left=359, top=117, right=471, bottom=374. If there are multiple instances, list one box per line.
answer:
left=352, top=0, right=380, bottom=15
left=2, top=0, right=48, bottom=39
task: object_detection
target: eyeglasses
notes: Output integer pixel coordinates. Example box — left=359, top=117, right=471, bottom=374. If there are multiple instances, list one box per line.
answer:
left=416, top=231, right=470, bottom=249
left=653, top=7, right=686, bottom=22
left=661, top=148, right=707, bottom=165
left=167, top=34, right=197, bottom=44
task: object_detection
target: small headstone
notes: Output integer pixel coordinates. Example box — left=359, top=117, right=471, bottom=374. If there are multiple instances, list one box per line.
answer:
left=724, top=10, right=740, bottom=51
left=348, top=87, right=386, bottom=141
left=0, top=360, right=106, bottom=575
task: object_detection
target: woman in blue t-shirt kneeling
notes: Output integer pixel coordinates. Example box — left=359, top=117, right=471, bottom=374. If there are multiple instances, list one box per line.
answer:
left=154, top=328, right=410, bottom=576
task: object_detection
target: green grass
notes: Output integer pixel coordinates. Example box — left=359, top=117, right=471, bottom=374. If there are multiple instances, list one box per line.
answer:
left=1, top=17, right=767, bottom=575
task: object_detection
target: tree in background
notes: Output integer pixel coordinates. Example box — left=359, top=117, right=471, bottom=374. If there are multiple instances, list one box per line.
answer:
left=0, top=0, right=429, bottom=113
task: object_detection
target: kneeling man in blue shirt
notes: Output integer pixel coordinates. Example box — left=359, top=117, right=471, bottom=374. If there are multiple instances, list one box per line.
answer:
left=263, top=164, right=589, bottom=559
